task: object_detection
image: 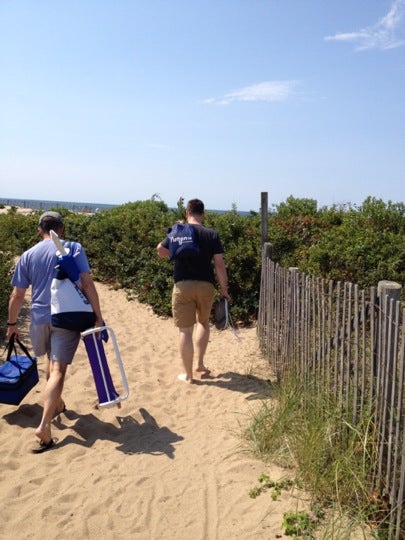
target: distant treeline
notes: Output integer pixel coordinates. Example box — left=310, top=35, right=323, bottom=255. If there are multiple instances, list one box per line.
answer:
left=0, top=195, right=403, bottom=334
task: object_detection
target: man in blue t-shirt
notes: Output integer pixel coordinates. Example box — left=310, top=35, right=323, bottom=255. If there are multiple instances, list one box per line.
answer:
left=7, top=211, right=104, bottom=453
left=157, top=199, right=230, bottom=384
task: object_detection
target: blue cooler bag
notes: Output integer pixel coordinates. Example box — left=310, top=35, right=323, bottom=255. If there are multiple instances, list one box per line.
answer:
left=0, top=336, right=39, bottom=405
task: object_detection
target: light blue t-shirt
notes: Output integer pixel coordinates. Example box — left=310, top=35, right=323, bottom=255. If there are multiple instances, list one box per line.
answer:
left=11, top=239, right=91, bottom=325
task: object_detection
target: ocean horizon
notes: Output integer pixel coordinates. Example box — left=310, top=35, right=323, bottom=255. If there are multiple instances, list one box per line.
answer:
left=0, top=196, right=116, bottom=214
left=0, top=197, right=252, bottom=216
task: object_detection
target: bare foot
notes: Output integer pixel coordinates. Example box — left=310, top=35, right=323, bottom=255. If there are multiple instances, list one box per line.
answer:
left=177, top=373, right=195, bottom=384
left=35, top=426, right=52, bottom=445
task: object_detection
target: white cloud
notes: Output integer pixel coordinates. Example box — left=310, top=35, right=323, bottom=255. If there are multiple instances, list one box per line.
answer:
left=325, top=0, right=405, bottom=50
left=203, top=81, right=296, bottom=106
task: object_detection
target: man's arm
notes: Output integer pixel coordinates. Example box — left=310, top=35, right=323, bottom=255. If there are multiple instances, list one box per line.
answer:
left=213, top=253, right=230, bottom=301
left=7, top=286, right=27, bottom=339
left=157, top=242, right=169, bottom=258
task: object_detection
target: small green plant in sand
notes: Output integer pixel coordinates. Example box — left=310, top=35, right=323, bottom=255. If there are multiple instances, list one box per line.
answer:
left=249, top=473, right=298, bottom=501
left=249, top=474, right=324, bottom=537
left=282, top=509, right=318, bottom=538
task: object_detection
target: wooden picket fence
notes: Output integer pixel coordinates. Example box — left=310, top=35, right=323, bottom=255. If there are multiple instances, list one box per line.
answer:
left=257, top=248, right=404, bottom=538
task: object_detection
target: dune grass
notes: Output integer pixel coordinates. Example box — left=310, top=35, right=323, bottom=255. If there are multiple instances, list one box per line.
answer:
left=245, top=374, right=391, bottom=538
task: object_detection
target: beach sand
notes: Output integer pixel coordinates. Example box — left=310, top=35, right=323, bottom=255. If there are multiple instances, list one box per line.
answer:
left=0, top=282, right=310, bottom=540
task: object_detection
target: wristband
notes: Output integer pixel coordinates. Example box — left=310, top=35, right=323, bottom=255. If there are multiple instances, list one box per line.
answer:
left=7, top=322, right=17, bottom=326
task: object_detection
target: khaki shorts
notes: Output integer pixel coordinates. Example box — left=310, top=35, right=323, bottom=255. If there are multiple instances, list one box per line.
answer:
left=30, top=323, right=81, bottom=364
left=172, top=280, right=215, bottom=328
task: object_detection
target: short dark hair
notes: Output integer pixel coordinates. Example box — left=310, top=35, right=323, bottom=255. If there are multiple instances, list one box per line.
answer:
left=186, top=199, right=205, bottom=215
left=38, top=211, right=64, bottom=233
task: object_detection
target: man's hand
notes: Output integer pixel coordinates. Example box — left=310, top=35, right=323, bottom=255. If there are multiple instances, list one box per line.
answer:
left=6, top=324, right=18, bottom=341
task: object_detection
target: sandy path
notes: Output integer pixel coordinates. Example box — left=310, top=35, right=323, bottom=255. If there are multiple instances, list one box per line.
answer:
left=0, top=283, right=306, bottom=540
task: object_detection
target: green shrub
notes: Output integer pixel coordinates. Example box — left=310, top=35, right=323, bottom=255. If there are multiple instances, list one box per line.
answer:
left=0, top=212, right=38, bottom=255
left=0, top=251, right=13, bottom=332
left=267, top=196, right=404, bottom=294
left=0, top=196, right=403, bottom=330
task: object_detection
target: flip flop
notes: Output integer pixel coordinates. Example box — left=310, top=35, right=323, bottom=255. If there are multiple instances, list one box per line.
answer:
left=214, top=297, right=228, bottom=330
left=196, top=367, right=211, bottom=375
left=31, top=439, right=55, bottom=454
left=53, top=402, right=66, bottom=417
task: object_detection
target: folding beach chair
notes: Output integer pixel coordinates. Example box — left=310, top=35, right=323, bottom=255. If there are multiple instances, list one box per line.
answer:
left=81, top=326, right=129, bottom=408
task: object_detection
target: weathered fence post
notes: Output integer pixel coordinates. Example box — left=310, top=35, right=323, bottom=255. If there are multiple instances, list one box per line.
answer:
left=263, top=242, right=272, bottom=260
left=287, top=267, right=299, bottom=363
left=377, top=281, right=402, bottom=407
left=377, top=281, right=402, bottom=305
left=261, top=192, right=268, bottom=246
left=258, top=241, right=273, bottom=355
left=376, top=280, right=402, bottom=497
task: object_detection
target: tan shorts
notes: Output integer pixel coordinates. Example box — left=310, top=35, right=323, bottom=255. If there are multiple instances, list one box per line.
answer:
left=172, top=280, right=215, bottom=328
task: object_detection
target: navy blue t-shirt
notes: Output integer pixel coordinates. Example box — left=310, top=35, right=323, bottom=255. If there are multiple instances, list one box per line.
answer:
left=162, top=224, right=224, bottom=283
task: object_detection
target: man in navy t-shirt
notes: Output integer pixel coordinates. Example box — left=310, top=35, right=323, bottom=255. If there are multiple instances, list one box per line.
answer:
left=157, top=199, right=230, bottom=384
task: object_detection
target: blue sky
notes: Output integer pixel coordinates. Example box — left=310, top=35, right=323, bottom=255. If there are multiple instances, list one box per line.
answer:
left=1, top=0, right=404, bottom=212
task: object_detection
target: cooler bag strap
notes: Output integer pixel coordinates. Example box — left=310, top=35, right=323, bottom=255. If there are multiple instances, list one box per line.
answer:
left=15, top=338, right=34, bottom=362
left=6, top=335, right=35, bottom=368
left=6, top=334, right=16, bottom=362
left=5, top=335, right=23, bottom=377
